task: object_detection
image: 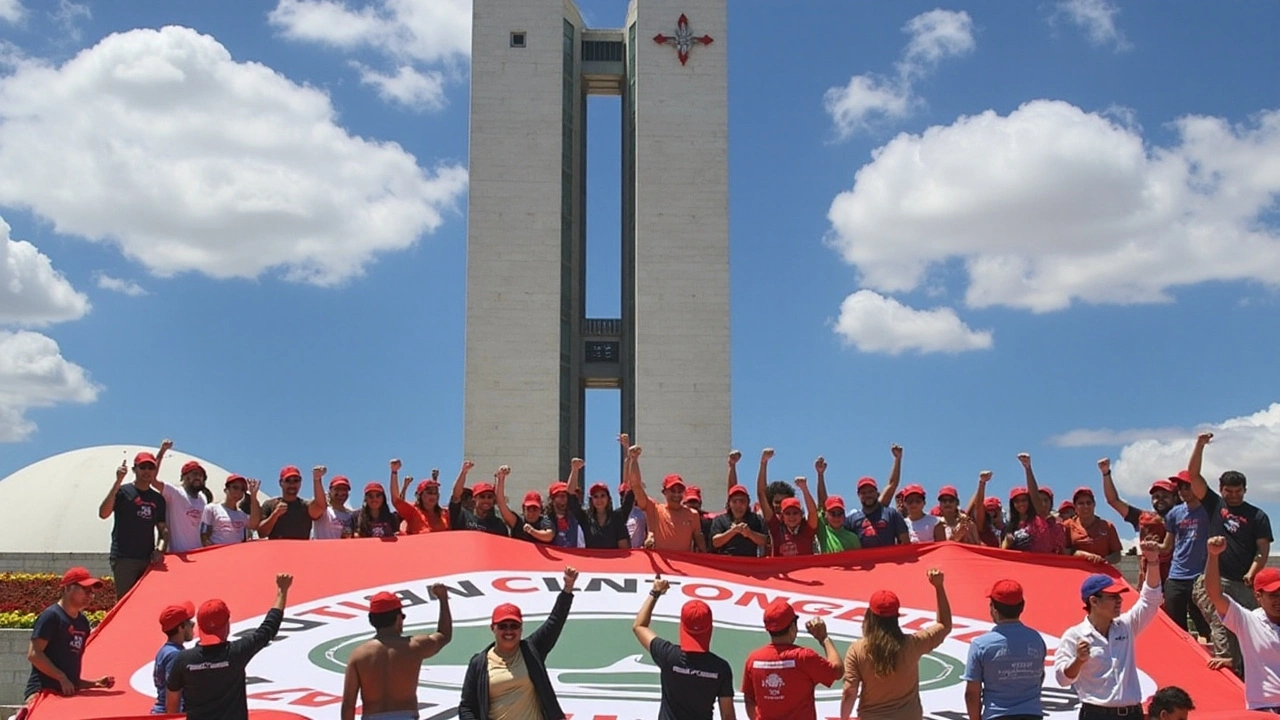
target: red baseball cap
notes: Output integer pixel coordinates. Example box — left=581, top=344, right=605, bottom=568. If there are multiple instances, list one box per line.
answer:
left=857, top=476, right=878, bottom=492
left=279, top=465, right=302, bottom=481
left=937, top=485, right=959, bottom=500
left=548, top=481, right=569, bottom=497
left=134, top=452, right=157, bottom=466
left=679, top=600, right=714, bottom=652
left=683, top=486, right=703, bottom=503
left=364, top=482, right=385, bottom=496
left=1149, top=478, right=1177, bottom=494
left=1169, top=470, right=1192, bottom=484
left=779, top=497, right=802, bottom=513
left=929, top=505, right=942, bottom=516
left=728, top=484, right=750, bottom=499
left=415, top=479, right=438, bottom=495
left=197, top=599, right=231, bottom=645
left=663, top=474, right=686, bottom=491
left=472, top=482, right=496, bottom=496
left=492, top=603, right=523, bottom=624
left=1254, top=568, right=1280, bottom=594
left=869, top=589, right=901, bottom=618
left=159, top=601, right=195, bottom=633
left=983, top=497, right=1002, bottom=511
left=180, top=460, right=205, bottom=476
left=1138, top=512, right=1165, bottom=530
left=762, top=599, right=797, bottom=633
left=1072, top=486, right=1094, bottom=502
left=1009, top=486, right=1029, bottom=501
left=1059, top=500, right=1075, bottom=514
left=369, top=591, right=402, bottom=614
left=825, top=495, right=846, bottom=511
left=902, top=484, right=926, bottom=499
left=522, top=491, right=543, bottom=509
left=987, top=579, right=1024, bottom=605
left=588, top=482, right=610, bottom=497
left=330, top=476, right=351, bottom=491
left=60, top=567, right=103, bottom=589
left=224, top=474, right=247, bottom=489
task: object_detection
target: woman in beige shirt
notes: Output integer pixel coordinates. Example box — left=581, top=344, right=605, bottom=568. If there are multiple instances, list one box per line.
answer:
left=839, top=569, right=952, bottom=720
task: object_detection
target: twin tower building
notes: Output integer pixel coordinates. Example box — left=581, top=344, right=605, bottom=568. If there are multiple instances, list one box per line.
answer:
left=464, top=0, right=731, bottom=494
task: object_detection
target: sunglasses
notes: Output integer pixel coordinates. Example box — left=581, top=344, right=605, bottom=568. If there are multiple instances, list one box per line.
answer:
left=135, top=463, right=157, bottom=471
left=366, top=492, right=385, bottom=499
left=495, top=621, right=522, bottom=631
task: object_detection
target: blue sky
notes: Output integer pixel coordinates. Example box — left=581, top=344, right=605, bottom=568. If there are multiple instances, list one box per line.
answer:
left=2, top=0, right=1279, bottom=530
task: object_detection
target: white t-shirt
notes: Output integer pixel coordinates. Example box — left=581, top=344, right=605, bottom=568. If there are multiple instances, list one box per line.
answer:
left=1222, top=598, right=1280, bottom=709
left=908, top=514, right=940, bottom=543
left=313, top=507, right=354, bottom=540
left=161, top=482, right=207, bottom=553
left=200, top=504, right=249, bottom=546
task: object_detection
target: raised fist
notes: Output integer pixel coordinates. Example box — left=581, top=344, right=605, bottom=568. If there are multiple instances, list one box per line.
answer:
left=1075, top=639, right=1091, bottom=662
left=160, top=439, right=174, bottom=453
left=1207, top=536, right=1226, bottom=556
left=462, top=460, right=475, bottom=472
left=629, top=445, right=643, bottom=458
left=728, top=450, right=742, bottom=465
left=979, top=470, right=993, bottom=482
left=390, top=459, right=402, bottom=472
left=1197, top=432, right=1214, bottom=446
left=651, top=575, right=670, bottom=595
left=431, top=468, right=440, bottom=479
left=429, top=583, right=449, bottom=600
left=571, top=458, right=585, bottom=471
left=761, top=448, right=775, bottom=462
left=313, top=466, right=327, bottom=479
left=794, top=476, right=808, bottom=487
left=497, top=465, right=511, bottom=478
left=815, top=456, right=827, bottom=473
left=1016, top=453, right=1032, bottom=468
left=891, top=444, right=903, bottom=459
left=927, top=568, right=945, bottom=587
left=617, top=433, right=630, bottom=447
left=1097, top=458, right=1111, bottom=474
left=805, top=617, right=828, bottom=641
left=562, top=566, right=579, bottom=592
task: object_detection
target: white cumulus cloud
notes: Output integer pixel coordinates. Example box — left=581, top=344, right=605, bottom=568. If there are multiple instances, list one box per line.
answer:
left=1111, top=404, right=1280, bottom=502
left=354, top=63, right=446, bottom=111
left=0, top=26, right=468, bottom=286
left=0, top=330, right=99, bottom=442
left=1048, top=426, right=1187, bottom=448
left=1, top=216, right=90, bottom=326
left=0, top=0, right=23, bottom=24
left=825, top=9, right=974, bottom=137
left=834, top=290, right=992, bottom=355
left=95, top=273, right=146, bottom=297
left=827, top=99, right=1280, bottom=313
left=1056, top=0, right=1130, bottom=51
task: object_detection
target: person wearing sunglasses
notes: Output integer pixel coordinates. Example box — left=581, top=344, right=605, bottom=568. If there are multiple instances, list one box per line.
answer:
left=458, top=567, right=579, bottom=720
left=99, top=451, right=169, bottom=599
left=199, top=475, right=261, bottom=546
left=351, top=482, right=400, bottom=538
left=391, top=460, right=454, bottom=534
left=256, top=465, right=328, bottom=540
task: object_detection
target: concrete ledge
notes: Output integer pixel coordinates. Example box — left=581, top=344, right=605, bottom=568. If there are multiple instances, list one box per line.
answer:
left=0, top=553, right=111, bottom=578
left=0, top=629, right=29, bottom=706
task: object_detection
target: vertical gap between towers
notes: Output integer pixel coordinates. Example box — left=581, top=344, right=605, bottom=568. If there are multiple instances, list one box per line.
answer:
left=584, top=389, right=622, bottom=488
left=584, top=94, right=622, bottom=318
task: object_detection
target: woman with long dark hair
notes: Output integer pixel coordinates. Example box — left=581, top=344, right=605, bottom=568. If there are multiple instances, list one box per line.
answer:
left=1001, top=453, right=1064, bottom=554
left=392, top=460, right=453, bottom=534
left=351, top=481, right=400, bottom=538
left=932, top=485, right=979, bottom=544
left=572, top=478, right=633, bottom=549
left=840, top=569, right=952, bottom=720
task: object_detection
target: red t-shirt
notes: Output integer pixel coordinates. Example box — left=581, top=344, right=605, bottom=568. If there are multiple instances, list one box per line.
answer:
left=742, top=643, right=840, bottom=720
left=766, top=515, right=817, bottom=557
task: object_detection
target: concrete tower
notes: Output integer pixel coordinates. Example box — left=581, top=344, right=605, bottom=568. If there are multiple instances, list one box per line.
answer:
left=464, top=0, right=729, bottom=494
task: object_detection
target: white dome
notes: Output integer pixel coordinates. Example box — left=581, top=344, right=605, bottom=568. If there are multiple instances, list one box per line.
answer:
left=0, top=445, right=261, bottom=554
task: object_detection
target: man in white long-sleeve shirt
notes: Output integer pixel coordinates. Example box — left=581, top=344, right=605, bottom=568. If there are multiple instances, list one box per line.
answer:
left=1053, top=540, right=1163, bottom=719
left=1202, top=536, right=1280, bottom=712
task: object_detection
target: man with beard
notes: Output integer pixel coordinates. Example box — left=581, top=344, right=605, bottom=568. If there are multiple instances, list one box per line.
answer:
left=257, top=465, right=328, bottom=540
left=1099, top=457, right=1179, bottom=586
left=630, top=444, right=707, bottom=553
left=844, top=446, right=909, bottom=548
left=340, top=584, right=452, bottom=720
left=98, top=452, right=168, bottom=599
left=151, top=439, right=212, bottom=554
left=1203, top=536, right=1280, bottom=712
left=314, top=475, right=355, bottom=539
left=449, top=460, right=509, bottom=536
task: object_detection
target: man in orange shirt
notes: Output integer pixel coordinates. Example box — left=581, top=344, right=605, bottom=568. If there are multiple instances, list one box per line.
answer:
left=625, top=441, right=707, bottom=553
left=1064, top=487, right=1123, bottom=565
left=742, top=599, right=842, bottom=720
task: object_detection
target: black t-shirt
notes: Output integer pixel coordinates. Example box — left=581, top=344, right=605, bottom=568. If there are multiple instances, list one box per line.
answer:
left=649, top=637, right=733, bottom=720
left=1213, top=499, right=1274, bottom=581
left=448, top=501, right=510, bottom=536
left=349, top=508, right=401, bottom=538
left=708, top=512, right=765, bottom=557
left=573, top=493, right=635, bottom=549
left=111, top=483, right=166, bottom=559
left=167, top=608, right=283, bottom=720
left=510, top=514, right=554, bottom=543
left=25, top=604, right=90, bottom=699
left=259, top=497, right=314, bottom=540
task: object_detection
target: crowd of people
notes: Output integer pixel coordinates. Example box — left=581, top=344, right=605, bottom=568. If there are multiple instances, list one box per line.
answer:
left=16, top=431, right=1278, bottom=719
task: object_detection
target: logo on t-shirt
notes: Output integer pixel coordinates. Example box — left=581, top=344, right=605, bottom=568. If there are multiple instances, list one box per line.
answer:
left=762, top=671, right=786, bottom=697
left=137, top=503, right=154, bottom=520
left=68, top=630, right=86, bottom=653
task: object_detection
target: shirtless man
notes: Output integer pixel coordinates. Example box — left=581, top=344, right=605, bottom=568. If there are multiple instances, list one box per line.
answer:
left=340, top=584, right=453, bottom=720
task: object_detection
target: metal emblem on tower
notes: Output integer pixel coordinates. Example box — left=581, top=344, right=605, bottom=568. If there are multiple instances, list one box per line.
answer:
left=653, top=13, right=714, bottom=65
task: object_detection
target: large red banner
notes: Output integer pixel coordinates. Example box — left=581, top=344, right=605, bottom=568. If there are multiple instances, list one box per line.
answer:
left=27, top=534, right=1263, bottom=719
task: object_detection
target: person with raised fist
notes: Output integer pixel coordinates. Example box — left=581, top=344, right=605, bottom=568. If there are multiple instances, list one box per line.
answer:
left=1159, top=433, right=1220, bottom=643
left=459, top=567, right=579, bottom=720
left=257, top=465, right=328, bottom=540
left=617, top=433, right=649, bottom=548
left=711, top=455, right=768, bottom=556
left=629, top=444, right=706, bottom=553
left=1202, top=535, right=1280, bottom=711
left=755, top=449, right=819, bottom=556
left=814, top=456, right=863, bottom=554
left=545, top=458, right=584, bottom=548
left=1001, top=454, right=1065, bottom=555
left=99, top=451, right=169, bottom=599
left=1053, top=541, right=1164, bottom=719
left=841, top=569, right=952, bottom=720
left=199, top=476, right=260, bottom=546
left=392, top=462, right=451, bottom=534
left=743, top=599, right=842, bottom=720
left=496, top=470, right=554, bottom=544
left=633, top=575, right=736, bottom=720
left=844, top=445, right=910, bottom=548
left=166, top=573, right=293, bottom=720
left=1097, top=456, right=1179, bottom=586
left=448, top=460, right=509, bottom=537
left=315, top=475, right=356, bottom=539
left=149, top=439, right=212, bottom=554
left=572, top=467, right=634, bottom=550
left=341, top=584, right=453, bottom=720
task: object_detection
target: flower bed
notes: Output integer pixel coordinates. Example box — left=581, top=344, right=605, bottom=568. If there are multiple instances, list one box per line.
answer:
left=0, top=573, right=115, bottom=628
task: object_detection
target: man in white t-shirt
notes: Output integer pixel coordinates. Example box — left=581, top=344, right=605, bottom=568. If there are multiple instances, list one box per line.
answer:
left=200, top=477, right=261, bottom=546
left=900, top=484, right=939, bottom=543
left=1203, top=536, right=1280, bottom=712
left=313, top=476, right=354, bottom=540
left=151, top=440, right=211, bottom=554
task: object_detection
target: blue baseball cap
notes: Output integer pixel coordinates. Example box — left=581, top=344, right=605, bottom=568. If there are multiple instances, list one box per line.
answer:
left=1080, top=574, right=1129, bottom=603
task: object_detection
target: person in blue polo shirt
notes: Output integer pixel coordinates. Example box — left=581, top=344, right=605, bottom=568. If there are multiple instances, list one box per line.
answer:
left=152, top=601, right=194, bottom=714
left=963, top=579, right=1047, bottom=720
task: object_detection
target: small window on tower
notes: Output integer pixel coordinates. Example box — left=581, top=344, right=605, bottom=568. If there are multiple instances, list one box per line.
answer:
left=510, top=31, right=526, bottom=48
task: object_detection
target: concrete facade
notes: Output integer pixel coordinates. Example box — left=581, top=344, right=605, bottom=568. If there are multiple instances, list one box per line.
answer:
left=464, top=0, right=730, bottom=495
